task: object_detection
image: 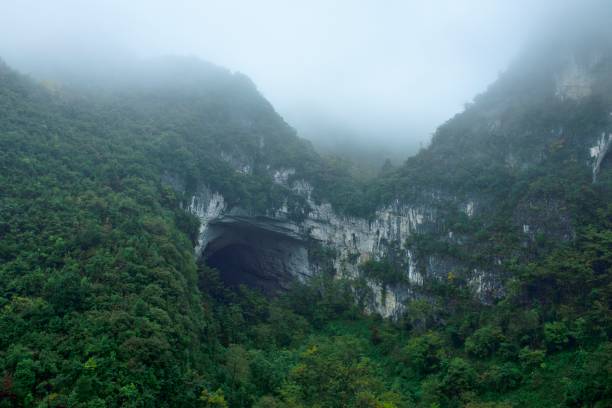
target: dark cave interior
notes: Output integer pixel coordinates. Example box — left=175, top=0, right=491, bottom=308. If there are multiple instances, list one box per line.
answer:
left=201, top=217, right=310, bottom=295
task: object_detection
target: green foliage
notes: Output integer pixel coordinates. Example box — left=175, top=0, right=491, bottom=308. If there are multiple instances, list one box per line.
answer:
left=518, top=347, right=546, bottom=371
left=480, top=363, right=523, bottom=393
left=200, top=389, right=229, bottom=408
left=563, top=343, right=612, bottom=406
left=543, top=321, right=572, bottom=351
left=398, top=332, right=446, bottom=377
left=403, top=299, right=444, bottom=334
left=1, top=36, right=612, bottom=408
left=278, top=336, right=402, bottom=408
left=361, top=259, right=407, bottom=287
left=465, top=326, right=505, bottom=358
left=441, top=357, right=477, bottom=397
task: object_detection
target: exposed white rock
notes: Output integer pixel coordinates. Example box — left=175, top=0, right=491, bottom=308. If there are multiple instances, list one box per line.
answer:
left=590, top=132, right=611, bottom=182
left=239, top=165, right=251, bottom=175
left=275, top=200, right=290, bottom=217
left=292, top=179, right=314, bottom=197
left=301, top=188, right=427, bottom=274
left=272, top=168, right=295, bottom=185
left=468, top=268, right=502, bottom=301
left=469, top=269, right=486, bottom=294
left=465, top=201, right=475, bottom=217
left=367, top=283, right=402, bottom=318
left=407, top=250, right=422, bottom=285
left=187, top=187, right=227, bottom=256
left=289, top=180, right=428, bottom=316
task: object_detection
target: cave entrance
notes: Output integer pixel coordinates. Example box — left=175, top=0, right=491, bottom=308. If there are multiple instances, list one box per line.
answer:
left=200, top=216, right=310, bottom=295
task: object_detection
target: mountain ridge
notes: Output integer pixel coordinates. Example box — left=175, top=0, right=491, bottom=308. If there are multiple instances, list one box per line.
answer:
left=0, top=23, right=611, bottom=406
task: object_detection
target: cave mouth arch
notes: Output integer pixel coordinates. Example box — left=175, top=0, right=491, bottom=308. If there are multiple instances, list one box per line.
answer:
left=200, top=216, right=311, bottom=295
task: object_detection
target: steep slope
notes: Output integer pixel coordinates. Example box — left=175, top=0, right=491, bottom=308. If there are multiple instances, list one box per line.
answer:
left=0, top=56, right=377, bottom=406
left=374, top=26, right=612, bottom=302
left=0, top=59, right=213, bottom=406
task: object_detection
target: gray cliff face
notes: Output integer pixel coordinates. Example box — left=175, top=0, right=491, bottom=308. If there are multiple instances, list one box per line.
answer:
left=591, top=132, right=611, bottom=182
left=184, top=176, right=479, bottom=318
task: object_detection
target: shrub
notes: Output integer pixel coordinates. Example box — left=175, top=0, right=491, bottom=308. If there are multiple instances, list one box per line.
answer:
left=399, top=332, right=446, bottom=377
left=543, top=321, right=571, bottom=351
left=480, top=363, right=523, bottom=392
left=564, top=343, right=612, bottom=407
left=518, top=347, right=546, bottom=371
left=441, top=358, right=477, bottom=397
left=465, top=326, right=505, bottom=358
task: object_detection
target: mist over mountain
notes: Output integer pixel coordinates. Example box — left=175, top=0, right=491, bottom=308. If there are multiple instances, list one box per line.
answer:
left=2, top=0, right=601, bottom=160
left=0, top=1, right=611, bottom=407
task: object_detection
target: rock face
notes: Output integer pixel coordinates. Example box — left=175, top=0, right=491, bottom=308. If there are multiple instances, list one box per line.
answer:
left=202, top=215, right=311, bottom=294
left=188, top=188, right=227, bottom=256
left=185, top=180, right=466, bottom=318
left=591, top=132, right=611, bottom=182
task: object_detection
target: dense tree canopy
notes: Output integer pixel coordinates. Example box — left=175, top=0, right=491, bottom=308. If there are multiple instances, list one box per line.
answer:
left=0, top=41, right=611, bottom=408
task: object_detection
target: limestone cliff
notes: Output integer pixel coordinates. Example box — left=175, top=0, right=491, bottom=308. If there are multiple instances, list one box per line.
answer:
left=177, top=39, right=612, bottom=318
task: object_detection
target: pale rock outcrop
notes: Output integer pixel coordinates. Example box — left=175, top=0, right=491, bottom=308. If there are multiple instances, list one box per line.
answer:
left=590, top=132, right=611, bottom=182
left=184, top=176, right=432, bottom=317
left=188, top=187, right=226, bottom=255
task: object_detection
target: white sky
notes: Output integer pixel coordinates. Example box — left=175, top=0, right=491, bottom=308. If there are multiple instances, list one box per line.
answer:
left=0, top=0, right=589, bottom=146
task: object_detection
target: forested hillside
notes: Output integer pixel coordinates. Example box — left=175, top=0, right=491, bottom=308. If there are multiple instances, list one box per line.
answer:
left=0, top=24, right=611, bottom=408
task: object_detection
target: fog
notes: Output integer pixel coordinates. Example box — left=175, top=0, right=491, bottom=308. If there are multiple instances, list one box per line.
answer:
left=0, top=0, right=602, bottom=159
